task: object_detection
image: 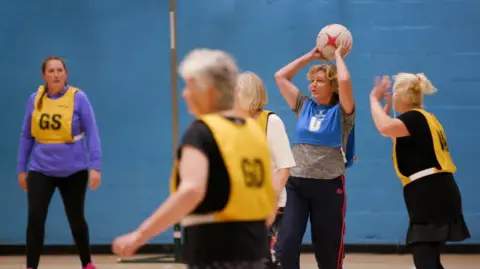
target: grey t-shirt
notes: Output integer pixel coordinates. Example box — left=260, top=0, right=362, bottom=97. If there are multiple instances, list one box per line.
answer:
left=290, top=92, right=355, bottom=180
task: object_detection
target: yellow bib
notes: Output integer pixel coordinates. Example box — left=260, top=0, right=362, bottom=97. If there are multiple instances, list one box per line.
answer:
left=170, top=114, right=276, bottom=223
left=30, top=86, right=78, bottom=144
left=256, top=110, right=274, bottom=135
left=393, top=108, right=457, bottom=186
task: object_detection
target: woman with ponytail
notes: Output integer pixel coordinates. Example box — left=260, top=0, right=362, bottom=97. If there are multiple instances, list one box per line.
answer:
left=370, top=73, right=470, bottom=269
left=17, top=57, right=101, bottom=269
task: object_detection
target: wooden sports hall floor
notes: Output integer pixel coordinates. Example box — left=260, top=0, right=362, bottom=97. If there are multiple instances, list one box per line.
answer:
left=1, top=254, right=479, bottom=269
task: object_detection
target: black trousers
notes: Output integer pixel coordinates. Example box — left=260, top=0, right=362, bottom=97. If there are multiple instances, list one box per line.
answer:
left=410, top=242, right=445, bottom=269
left=26, top=170, right=92, bottom=269
left=276, top=176, right=346, bottom=269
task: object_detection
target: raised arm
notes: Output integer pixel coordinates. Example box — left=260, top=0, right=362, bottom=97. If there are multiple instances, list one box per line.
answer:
left=370, top=76, right=409, bottom=138
left=77, top=91, right=102, bottom=171
left=274, top=48, right=319, bottom=110
left=383, top=93, right=392, bottom=115
left=335, top=40, right=355, bottom=115
left=17, top=94, right=36, bottom=174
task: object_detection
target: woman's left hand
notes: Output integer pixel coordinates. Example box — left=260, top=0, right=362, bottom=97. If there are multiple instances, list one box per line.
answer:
left=89, top=169, right=101, bottom=190
left=370, top=75, right=391, bottom=100
left=335, top=38, right=352, bottom=58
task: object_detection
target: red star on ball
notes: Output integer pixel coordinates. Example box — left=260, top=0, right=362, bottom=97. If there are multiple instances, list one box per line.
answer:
left=325, top=33, right=340, bottom=48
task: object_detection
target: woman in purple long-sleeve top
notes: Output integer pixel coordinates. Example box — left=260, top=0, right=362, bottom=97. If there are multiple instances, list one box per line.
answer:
left=17, top=56, right=102, bottom=269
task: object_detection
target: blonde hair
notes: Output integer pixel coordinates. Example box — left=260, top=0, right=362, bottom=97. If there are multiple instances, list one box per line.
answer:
left=307, top=64, right=338, bottom=92
left=178, top=48, right=239, bottom=110
left=392, top=72, right=437, bottom=107
left=235, top=71, right=268, bottom=116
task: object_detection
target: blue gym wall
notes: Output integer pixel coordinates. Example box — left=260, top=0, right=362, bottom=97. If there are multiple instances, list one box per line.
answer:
left=0, top=0, right=479, bottom=245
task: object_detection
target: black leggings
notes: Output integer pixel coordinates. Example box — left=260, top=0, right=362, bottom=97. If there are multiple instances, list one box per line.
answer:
left=26, top=170, right=91, bottom=269
left=410, top=242, right=445, bottom=269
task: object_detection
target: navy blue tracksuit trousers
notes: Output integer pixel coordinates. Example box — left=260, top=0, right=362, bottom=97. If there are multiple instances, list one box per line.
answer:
left=276, top=176, right=346, bottom=269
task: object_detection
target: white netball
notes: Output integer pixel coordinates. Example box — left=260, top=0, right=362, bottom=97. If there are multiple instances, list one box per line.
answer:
left=316, top=24, right=353, bottom=60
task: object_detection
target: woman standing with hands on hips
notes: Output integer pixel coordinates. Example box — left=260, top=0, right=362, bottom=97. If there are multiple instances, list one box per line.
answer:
left=274, top=39, right=355, bottom=269
left=17, top=56, right=102, bottom=269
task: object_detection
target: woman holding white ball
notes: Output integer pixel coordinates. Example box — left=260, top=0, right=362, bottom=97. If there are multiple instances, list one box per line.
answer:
left=274, top=33, right=354, bottom=269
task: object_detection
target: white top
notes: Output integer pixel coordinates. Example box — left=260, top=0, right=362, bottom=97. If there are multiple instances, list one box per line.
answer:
left=266, top=114, right=296, bottom=207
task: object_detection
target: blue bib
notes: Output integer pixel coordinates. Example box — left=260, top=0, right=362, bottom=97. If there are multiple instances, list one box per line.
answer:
left=294, top=98, right=356, bottom=168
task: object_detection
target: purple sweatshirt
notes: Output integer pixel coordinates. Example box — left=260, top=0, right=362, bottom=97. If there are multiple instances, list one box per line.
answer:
left=17, top=86, right=102, bottom=178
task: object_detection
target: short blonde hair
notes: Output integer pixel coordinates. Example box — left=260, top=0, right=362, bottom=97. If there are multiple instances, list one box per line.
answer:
left=236, top=71, right=268, bottom=116
left=392, top=72, right=437, bottom=106
left=307, top=64, right=338, bottom=92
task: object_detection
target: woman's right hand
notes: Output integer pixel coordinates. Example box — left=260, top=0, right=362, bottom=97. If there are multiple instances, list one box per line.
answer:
left=308, top=46, right=325, bottom=61
left=18, top=172, right=27, bottom=192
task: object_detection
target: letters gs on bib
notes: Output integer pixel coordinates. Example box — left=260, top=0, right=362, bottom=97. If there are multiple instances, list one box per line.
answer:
left=39, top=113, right=62, bottom=130
left=241, top=158, right=265, bottom=188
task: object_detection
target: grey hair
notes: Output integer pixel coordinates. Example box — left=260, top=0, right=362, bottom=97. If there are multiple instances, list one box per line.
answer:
left=178, top=48, right=239, bottom=110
